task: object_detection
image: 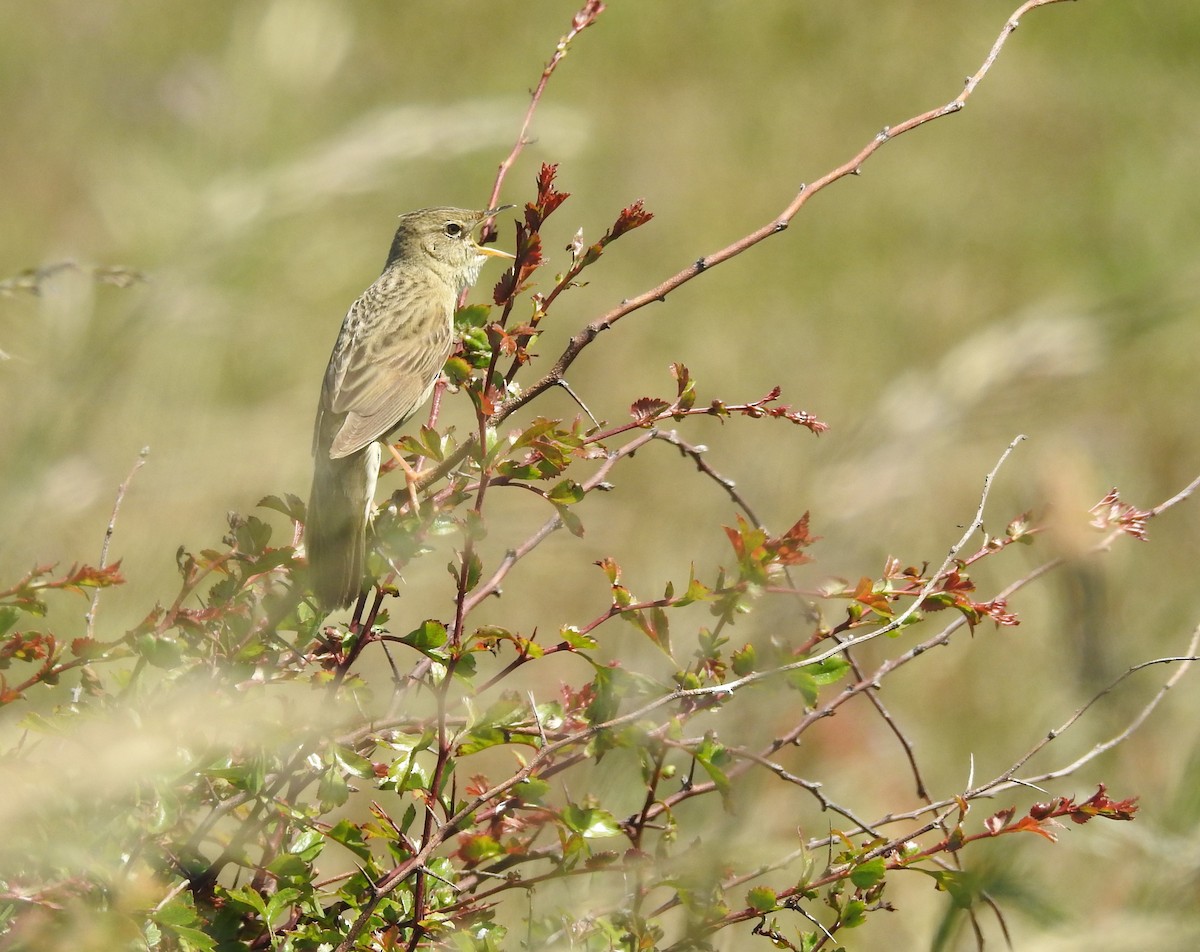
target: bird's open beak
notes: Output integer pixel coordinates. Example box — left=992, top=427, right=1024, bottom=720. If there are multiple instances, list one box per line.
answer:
left=476, top=205, right=516, bottom=258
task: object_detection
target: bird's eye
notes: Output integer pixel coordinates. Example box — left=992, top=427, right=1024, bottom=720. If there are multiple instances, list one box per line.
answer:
left=444, top=221, right=464, bottom=238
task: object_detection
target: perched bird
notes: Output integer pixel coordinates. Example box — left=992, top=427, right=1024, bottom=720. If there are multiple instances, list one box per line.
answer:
left=306, top=206, right=513, bottom=610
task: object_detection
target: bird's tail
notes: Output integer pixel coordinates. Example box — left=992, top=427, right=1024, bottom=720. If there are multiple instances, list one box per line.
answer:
left=306, top=444, right=378, bottom=611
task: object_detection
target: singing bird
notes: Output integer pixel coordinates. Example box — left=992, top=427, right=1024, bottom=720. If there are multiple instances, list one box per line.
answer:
left=306, top=206, right=513, bottom=610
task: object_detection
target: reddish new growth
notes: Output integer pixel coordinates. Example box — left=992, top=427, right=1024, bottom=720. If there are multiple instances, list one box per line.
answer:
left=983, top=784, right=1139, bottom=844
left=571, top=0, right=605, bottom=32
left=493, top=164, right=570, bottom=307
left=724, top=513, right=819, bottom=570
left=628, top=369, right=827, bottom=437
left=1089, top=488, right=1151, bottom=541
left=606, top=200, right=654, bottom=242
left=920, top=568, right=1021, bottom=630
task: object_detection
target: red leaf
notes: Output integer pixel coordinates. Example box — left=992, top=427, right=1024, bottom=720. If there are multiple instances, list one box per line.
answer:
left=984, top=807, right=1015, bottom=835
left=1012, top=815, right=1059, bottom=842
left=608, top=199, right=654, bottom=240
left=630, top=397, right=669, bottom=424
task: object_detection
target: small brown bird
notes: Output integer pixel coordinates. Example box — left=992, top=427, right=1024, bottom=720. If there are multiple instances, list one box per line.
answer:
left=307, top=206, right=513, bottom=610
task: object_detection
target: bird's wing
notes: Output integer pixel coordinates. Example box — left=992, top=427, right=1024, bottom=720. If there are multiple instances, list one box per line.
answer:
left=319, top=290, right=453, bottom=460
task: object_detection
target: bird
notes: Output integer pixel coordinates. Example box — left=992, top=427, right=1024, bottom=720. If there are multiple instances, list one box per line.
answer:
left=306, top=206, right=513, bottom=610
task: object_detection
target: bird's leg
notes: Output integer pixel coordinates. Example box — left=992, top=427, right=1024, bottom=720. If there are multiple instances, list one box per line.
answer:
left=385, top=444, right=422, bottom=511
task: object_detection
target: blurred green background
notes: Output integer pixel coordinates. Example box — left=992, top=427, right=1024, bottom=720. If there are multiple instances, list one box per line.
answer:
left=3, top=0, right=1200, bottom=948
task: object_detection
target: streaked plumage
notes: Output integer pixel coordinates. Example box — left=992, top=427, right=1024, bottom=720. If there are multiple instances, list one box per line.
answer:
left=307, top=206, right=512, bottom=610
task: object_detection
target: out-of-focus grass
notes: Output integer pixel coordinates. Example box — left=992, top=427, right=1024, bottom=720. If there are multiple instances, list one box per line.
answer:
left=2, top=1, right=1199, bottom=948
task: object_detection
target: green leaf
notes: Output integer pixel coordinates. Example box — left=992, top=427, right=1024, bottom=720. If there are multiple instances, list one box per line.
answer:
left=332, top=744, right=376, bottom=778
left=841, top=898, right=868, bottom=928
left=746, top=885, right=778, bottom=912
left=547, top=479, right=585, bottom=505
left=326, top=819, right=372, bottom=861
left=514, top=777, right=550, bottom=804
left=808, top=655, right=851, bottom=685
left=454, top=303, right=491, bottom=330
left=459, top=833, right=504, bottom=863
left=451, top=545, right=480, bottom=590
left=266, top=851, right=312, bottom=883
left=136, top=633, right=183, bottom=669
left=234, top=515, right=272, bottom=553
left=443, top=355, right=473, bottom=386
left=561, top=804, right=621, bottom=838
left=850, top=857, right=886, bottom=889
left=264, top=886, right=302, bottom=927
left=457, top=727, right=507, bottom=756
left=680, top=572, right=713, bottom=605
left=288, top=828, right=325, bottom=862
left=554, top=503, right=585, bottom=538
left=559, top=625, right=597, bottom=650
left=787, top=655, right=851, bottom=706
left=0, top=607, right=21, bottom=637
left=695, top=736, right=733, bottom=806
left=222, top=884, right=268, bottom=918
left=510, top=417, right=566, bottom=450
left=206, top=757, right=266, bottom=794
left=151, top=895, right=201, bottom=927
left=318, top=767, right=349, bottom=809
left=731, top=643, right=756, bottom=676
left=403, top=619, right=448, bottom=650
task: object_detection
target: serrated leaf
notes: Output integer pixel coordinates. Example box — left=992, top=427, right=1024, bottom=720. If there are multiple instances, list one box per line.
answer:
left=442, top=355, right=473, bottom=386
left=258, top=493, right=306, bottom=521
left=841, top=898, right=868, bottom=928
left=454, top=303, right=491, bottom=330
left=746, top=885, right=778, bottom=912
left=731, top=643, right=756, bottom=676
left=404, top=620, right=448, bottom=650
left=850, top=856, right=886, bottom=889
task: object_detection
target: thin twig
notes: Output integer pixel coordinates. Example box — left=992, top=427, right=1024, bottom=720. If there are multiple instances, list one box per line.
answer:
left=482, top=0, right=606, bottom=231
left=86, top=446, right=149, bottom=639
